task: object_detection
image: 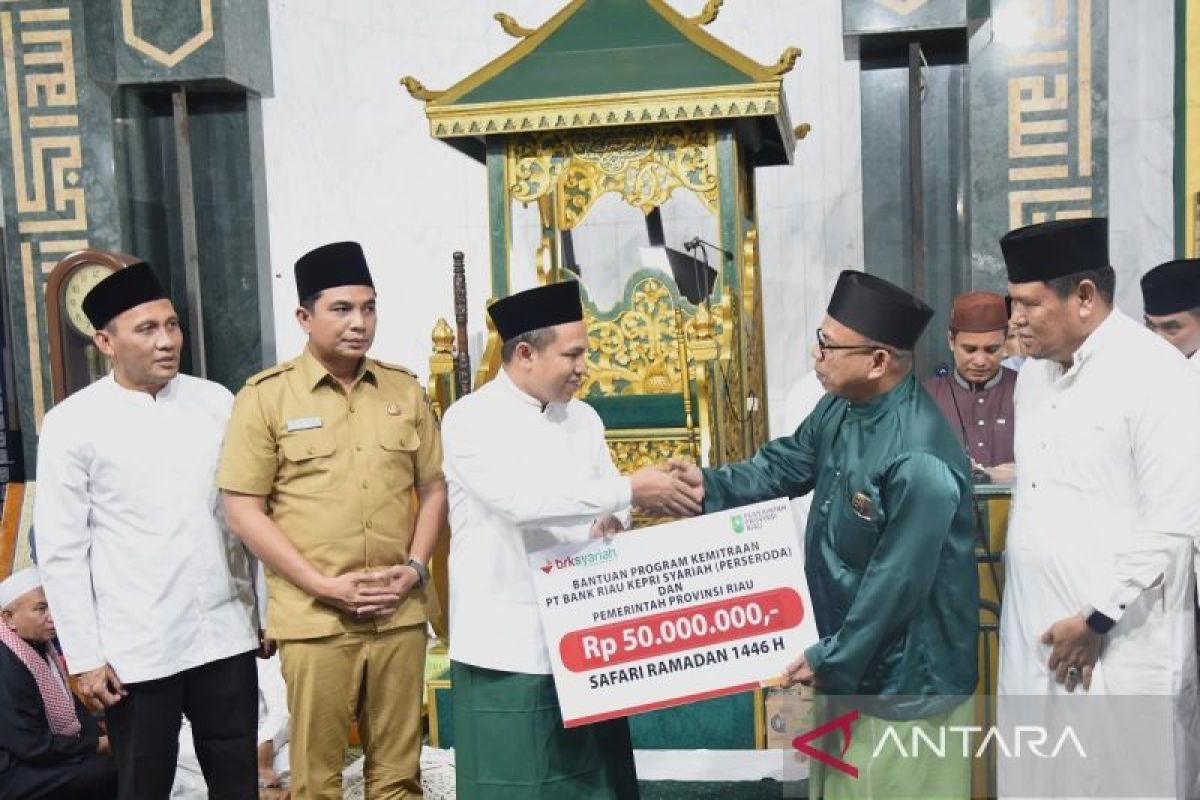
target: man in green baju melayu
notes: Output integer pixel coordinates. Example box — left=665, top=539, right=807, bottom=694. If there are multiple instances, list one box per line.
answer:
left=674, top=271, right=979, bottom=799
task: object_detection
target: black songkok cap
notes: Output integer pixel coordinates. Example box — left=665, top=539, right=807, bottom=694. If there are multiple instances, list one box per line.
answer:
left=294, top=241, right=374, bottom=302
left=82, top=261, right=166, bottom=330
left=1141, top=258, right=1200, bottom=316
left=826, top=270, right=933, bottom=350
left=488, top=281, right=584, bottom=342
left=1000, top=218, right=1108, bottom=284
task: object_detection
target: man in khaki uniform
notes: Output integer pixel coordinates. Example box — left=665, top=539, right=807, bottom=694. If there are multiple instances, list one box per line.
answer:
left=218, top=241, right=445, bottom=799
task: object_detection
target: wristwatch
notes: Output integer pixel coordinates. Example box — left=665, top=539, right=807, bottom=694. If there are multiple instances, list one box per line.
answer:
left=1080, top=605, right=1116, bottom=635
left=407, top=558, right=429, bottom=588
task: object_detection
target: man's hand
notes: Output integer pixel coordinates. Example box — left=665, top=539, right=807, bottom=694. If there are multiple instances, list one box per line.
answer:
left=257, top=740, right=285, bottom=797
left=781, top=655, right=816, bottom=689
left=373, top=564, right=423, bottom=617
left=590, top=514, right=625, bottom=539
left=668, top=458, right=704, bottom=493
left=78, top=664, right=126, bottom=709
left=1042, top=614, right=1103, bottom=692
left=257, top=630, right=277, bottom=659
left=629, top=465, right=702, bottom=517
left=315, top=570, right=402, bottom=617
left=96, top=735, right=111, bottom=755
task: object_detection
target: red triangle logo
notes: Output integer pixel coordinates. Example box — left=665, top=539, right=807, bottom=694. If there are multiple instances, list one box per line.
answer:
left=792, top=709, right=859, bottom=778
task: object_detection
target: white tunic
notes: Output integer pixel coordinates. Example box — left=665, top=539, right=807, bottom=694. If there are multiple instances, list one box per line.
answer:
left=998, top=311, right=1200, bottom=797
left=443, top=370, right=631, bottom=674
left=34, top=374, right=257, bottom=683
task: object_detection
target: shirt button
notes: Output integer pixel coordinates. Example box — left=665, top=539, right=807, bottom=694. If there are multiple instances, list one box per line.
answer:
left=977, top=442, right=984, bottom=447
left=1032, top=482, right=1038, bottom=489
left=349, top=405, right=356, bottom=413
left=356, top=444, right=363, bottom=452
left=361, top=481, right=368, bottom=489
left=977, top=420, right=985, bottom=426
left=977, top=398, right=984, bottom=404
left=308, top=446, right=315, bottom=455
left=365, top=521, right=373, bottom=530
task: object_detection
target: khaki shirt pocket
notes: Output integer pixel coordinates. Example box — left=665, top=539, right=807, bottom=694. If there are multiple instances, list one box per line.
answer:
left=279, top=428, right=338, bottom=493
left=378, top=420, right=419, bottom=487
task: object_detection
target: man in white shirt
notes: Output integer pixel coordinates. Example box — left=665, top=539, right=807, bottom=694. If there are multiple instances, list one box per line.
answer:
left=1140, top=257, right=1200, bottom=369
left=997, top=218, right=1200, bottom=798
left=443, top=281, right=701, bottom=799
left=35, top=262, right=259, bottom=799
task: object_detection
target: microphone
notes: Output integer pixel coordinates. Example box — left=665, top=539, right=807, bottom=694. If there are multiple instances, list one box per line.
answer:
left=934, top=364, right=950, bottom=378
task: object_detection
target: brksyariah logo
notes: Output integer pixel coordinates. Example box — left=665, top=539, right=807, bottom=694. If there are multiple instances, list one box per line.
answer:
left=541, top=547, right=618, bottom=574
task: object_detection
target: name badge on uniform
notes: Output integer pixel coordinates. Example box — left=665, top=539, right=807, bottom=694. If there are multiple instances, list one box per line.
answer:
left=286, top=416, right=323, bottom=432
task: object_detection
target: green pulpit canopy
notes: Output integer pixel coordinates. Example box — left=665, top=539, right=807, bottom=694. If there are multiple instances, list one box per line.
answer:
left=414, top=0, right=806, bottom=764
left=403, top=0, right=801, bottom=165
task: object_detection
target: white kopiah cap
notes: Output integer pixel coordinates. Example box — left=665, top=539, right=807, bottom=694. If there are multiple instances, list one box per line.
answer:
left=0, top=567, right=42, bottom=609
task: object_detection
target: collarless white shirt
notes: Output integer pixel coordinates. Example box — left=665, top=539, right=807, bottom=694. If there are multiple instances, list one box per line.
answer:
left=443, top=370, right=632, bottom=674
left=1001, top=311, right=1200, bottom=693
left=35, top=373, right=257, bottom=682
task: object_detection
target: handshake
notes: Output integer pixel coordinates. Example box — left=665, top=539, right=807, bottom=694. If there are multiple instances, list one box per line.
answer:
left=629, top=458, right=705, bottom=517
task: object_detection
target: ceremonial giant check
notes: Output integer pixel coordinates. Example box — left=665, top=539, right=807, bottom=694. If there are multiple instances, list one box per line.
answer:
left=528, top=498, right=817, bottom=727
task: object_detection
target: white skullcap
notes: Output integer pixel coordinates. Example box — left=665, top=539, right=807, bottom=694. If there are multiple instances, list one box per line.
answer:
left=0, top=568, right=42, bottom=609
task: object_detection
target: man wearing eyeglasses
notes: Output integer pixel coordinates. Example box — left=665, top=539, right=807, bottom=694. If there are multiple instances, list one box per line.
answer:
left=673, top=270, right=979, bottom=799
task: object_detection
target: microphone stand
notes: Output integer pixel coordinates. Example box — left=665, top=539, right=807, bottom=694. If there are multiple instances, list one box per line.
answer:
left=684, top=236, right=754, bottom=437
left=681, top=237, right=731, bottom=311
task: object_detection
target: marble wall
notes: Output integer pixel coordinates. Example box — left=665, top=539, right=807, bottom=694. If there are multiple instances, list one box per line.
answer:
left=260, top=0, right=865, bottom=439
left=0, top=1, right=125, bottom=469
left=0, top=0, right=273, bottom=471
left=967, top=0, right=1174, bottom=315
left=259, top=0, right=1176, bottom=443
left=969, top=0, right=1109, bottom=296
left=1107, top=0, right=1177, bottom=312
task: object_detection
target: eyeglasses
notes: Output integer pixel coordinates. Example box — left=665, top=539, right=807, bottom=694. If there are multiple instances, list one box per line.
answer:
left=815, top=328, right=890, bottom=360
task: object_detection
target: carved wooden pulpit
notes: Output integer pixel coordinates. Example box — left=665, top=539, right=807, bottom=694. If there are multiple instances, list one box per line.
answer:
left=407, top=0, right=802, bottom=753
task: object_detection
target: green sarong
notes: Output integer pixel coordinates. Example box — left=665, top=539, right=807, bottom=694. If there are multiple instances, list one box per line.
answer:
left=451, top=661, right=640, bottom=799
left=810, top=697, right=972, bottom=800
